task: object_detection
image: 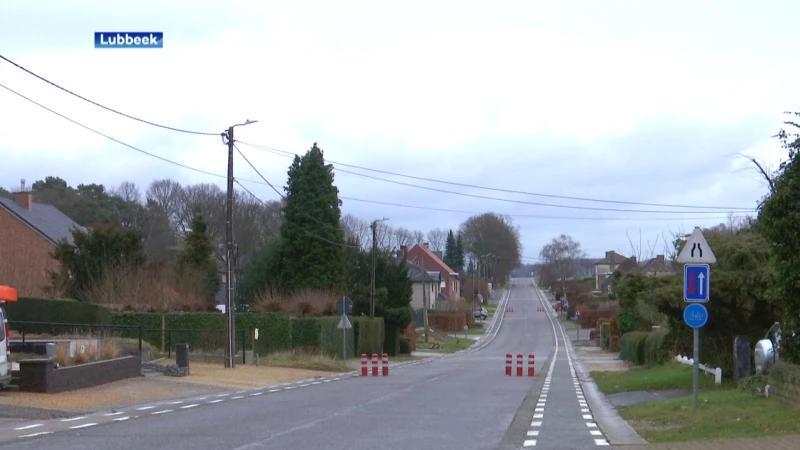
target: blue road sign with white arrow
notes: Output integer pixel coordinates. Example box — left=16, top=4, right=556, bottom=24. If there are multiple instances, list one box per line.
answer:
left=684, top=303, right=708, bottom=329
left=684, top=263, right=710, bottom=302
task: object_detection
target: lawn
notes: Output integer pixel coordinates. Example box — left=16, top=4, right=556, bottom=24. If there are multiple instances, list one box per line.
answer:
left=618, top=388, right=800, bottom=443
left=590, top=362, right=800, bottom=443
left=591, top=362, right=726, bottom=395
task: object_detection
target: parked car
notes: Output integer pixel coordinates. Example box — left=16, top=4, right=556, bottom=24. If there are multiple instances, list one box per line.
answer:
left=0, top=286, right=17, bottom=389
left=473, top=308, right=488, bottom=320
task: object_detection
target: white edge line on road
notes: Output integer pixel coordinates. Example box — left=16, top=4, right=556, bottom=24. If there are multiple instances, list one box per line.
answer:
left=19, top=431, right=52, bottom=438
left=60, top=416, right=86, bottom=422
left=104, top=412, right=124, bottom=416
left=13, top=424, right=43, bottom=431
left=68, top=423, right=97, bottom=430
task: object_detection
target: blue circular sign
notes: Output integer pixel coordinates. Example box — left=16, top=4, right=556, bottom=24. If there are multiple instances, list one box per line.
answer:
left=683, top=303, right=708, bottom=329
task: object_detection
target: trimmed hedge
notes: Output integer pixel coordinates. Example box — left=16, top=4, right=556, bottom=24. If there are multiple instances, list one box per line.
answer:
left=352, top=317, right=384, bottom=356
left=644, top=327, right=669, bottom=368
left=6, top=298, right=112, bottom=332
left=620, top=331, right=648, bottom=365
left=111, top=312, right=293, bottom=355
left=320, top=317, right=353, bottom=359
left=292, top=318, right=322, bottom=350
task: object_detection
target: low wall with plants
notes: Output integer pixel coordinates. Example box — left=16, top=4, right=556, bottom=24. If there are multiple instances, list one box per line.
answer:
left=619, top=328, right=670, bottom=367
left=19, top=355, right=141, bottom=393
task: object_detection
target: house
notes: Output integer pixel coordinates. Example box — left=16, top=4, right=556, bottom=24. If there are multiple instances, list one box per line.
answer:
left=600, top=254, right=675, bottom=294
left=594, top=250, right=628, bottom=291
left=404, top=243, right=461, bottom=303
left=0, top=187, right=84, bottom=297
left=404, top=259, right=444, bottom=310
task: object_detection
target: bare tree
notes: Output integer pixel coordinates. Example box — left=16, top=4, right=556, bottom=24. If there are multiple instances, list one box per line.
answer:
left=412, top=229, right=425, bottom=244
left=426, top=228, right=448, bottom=251
left=539, top=234, right=586, bottom=293
left=146, top=179, right=184, bottom=228
left=111, top=181, right=141, bottom=203
left=459, top=213, right=522, bottom=282
left=625, top=229, right=665, bottom=261
left=340, top=214, right=371, bottom=249
left=394, top=227, right=414, bottom=248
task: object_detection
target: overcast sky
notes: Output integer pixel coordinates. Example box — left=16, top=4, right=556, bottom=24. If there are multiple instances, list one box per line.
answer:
left=1, top=1, right=797, bottom=263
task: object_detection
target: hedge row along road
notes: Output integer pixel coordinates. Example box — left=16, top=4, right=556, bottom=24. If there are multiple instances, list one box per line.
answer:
left=0, top=279, right=613, bottom=450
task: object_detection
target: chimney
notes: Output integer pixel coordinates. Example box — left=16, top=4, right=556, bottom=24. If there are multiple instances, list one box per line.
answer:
left=400, top=245, right=408, bottom=259
left=605, top=251, right=613, bottom=261
left=12, top=178, right=32, bottom=209
left=656, top=254, right=665, bottom=264
left=423, top=242, right=429, bottom=248
left=631, top=256, right=637, bottom=264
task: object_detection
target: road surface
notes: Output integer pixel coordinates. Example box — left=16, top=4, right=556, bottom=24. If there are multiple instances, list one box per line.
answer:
left=0, top=279, right=610, bottom=449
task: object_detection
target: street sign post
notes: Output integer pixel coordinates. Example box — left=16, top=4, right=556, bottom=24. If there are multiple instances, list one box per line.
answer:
left=336, top=297, right=353, bottom=315
left=683, top=264, right=710, bottom=302
left=677, top=227, right=716, bottom=408
left=337, top=311, right=353, bottom=362
left=683, top=303, right=708, bottom=329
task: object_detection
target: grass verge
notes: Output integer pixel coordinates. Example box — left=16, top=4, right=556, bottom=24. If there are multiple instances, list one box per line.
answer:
left=592, top=362, right=726, bottom=395
left=261, top=350, right=350, bottom=372
left=619, top=388, right=800, bottom=443
left=421, top=336, right=475, bottom=354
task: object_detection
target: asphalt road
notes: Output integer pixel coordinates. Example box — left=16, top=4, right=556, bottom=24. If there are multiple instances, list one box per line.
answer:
left=0, top=279, right=608, bottom=449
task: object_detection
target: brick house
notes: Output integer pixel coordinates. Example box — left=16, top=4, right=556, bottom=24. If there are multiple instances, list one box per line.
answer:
left=0, top=190, right=83, bottom=297
left=404, top=243, right=461, bottom=304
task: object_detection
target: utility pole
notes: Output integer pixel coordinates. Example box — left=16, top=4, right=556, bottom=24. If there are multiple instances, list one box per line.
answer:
left=222, top=119, right=258, bottom=369
left=369, top=218, right=389, bottom=318
left=420, top=254, right=429, bottom=343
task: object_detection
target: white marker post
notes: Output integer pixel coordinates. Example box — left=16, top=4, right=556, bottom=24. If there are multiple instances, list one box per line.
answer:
left=676, top=227, right=717, bottom=408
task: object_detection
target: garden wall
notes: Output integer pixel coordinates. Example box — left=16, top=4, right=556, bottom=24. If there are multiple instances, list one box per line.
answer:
left=19, top=355, right=141, bottom=393
left=429, top=313, right=466, bottom=332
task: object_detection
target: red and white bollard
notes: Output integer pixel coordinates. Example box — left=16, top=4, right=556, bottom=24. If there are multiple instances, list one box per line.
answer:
left=528, top=354, right=535, bottom=377
left=382, top=353, right=389, bottom=376
left=360, top=353, right=368, bottom=376
left=516, top=354, right=523, bottom=377
left=505, top=353, right=512, bottom=376
left=371, top=353, right=379, bottom=376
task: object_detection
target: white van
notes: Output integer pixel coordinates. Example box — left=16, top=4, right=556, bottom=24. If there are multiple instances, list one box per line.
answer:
left=0, top=286, right=16, bottom=388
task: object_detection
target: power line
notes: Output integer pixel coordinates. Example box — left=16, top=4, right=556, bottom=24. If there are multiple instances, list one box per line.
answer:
left=237, top=141, right=754, bottom=211
left=242, top=143, right=756, bottom=215
left=0, top=54, right=220, bottom=136
left=0, top=80, right=744, bottom=224
left=0, top=81, right=223, bottom=176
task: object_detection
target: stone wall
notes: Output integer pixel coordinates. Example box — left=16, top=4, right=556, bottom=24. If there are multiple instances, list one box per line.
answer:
left=19, top=356, right=141, bottom=393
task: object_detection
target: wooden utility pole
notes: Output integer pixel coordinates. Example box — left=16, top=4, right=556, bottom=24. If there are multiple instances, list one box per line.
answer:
left=224, top=126, right=235, bottom=369
left=222, top=119, right=258, bottom=369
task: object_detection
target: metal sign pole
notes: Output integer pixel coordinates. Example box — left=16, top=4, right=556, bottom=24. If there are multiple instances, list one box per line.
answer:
left=693, top=327, right=699, bottom=408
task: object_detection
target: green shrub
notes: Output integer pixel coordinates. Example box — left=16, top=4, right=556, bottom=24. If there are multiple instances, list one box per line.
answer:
left=384, top=323, right=399, bottom=357
left=7, top=298, right=112, bottom=333
left=398, top=337, right=410, bottom=354
left=352, top=317, right=384, bottom=356
left=643, top=327, right=670, bottom=367
left=292, top=318, right=321, bottom=349
left=620, top=331, right=648, bottom=365
left=111, top=311, right=292, bottom=355
left=319, top=317, right=353, bottom=359
left=601, top=323, right=611, bottom=349
left=617, top=305, right=648, bottom=335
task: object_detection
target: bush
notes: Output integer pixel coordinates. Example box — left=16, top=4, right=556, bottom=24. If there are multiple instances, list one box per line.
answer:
left=352, top=317, right=384, bottom=356
left=617, top=305, right=648, bottom=335
left=319, top=317, right=354, bottom=359
left=577, top=301, right=619, bottom=328
left=384, top=323, right=399, bottom=357
left=6, top=298, right=112, bottom=332
left=398, top=337, right=410, bottom=355
left=643, top=327, right=670, bottom=367
left=292, top=318, right=322, bottom=349
left=620, top=331, right=648, bottom=365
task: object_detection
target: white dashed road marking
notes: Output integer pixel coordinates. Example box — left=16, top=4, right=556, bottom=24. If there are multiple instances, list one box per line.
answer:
left=151, top=410, right=173, bottom=415
left=13, top=424, right=42, bottom=431
left=60, top=417, right=86, bottom=422
left=68, top=423, right=97, bottom=430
